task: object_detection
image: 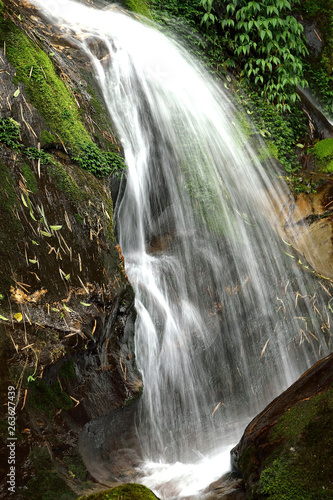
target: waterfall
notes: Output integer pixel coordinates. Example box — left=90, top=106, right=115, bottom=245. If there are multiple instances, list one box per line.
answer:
left=25, top=1, right=331, bottom=496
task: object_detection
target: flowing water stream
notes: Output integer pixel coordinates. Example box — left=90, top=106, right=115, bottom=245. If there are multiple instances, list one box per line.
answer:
left=25, top=1, right=331, bottom=497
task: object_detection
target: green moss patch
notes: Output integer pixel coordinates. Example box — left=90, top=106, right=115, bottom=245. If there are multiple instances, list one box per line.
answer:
left=64, top=449, right=87, bottom=482
left=313, top=138, right=333, bottom=160
left=0, top=16, right=125, bottom=179
left=257, top=389, right=333, bottom=499
left=22, top=163, right=38, bottom=193
left=59, top=360, right=75, bottom=380
left=47, top=162, right=86, bottom=204
left=122, top=0, right=151, bottom=18
left=47, top=160, right=114, bottom=243
left=313, top=138, right=333, bottom=172
left=0, top=17, right=90, bottom=152
left=0, top=160, right=21, bottom=235
left=77, top=483, right=159, bottom=499
left=41, top=130, right=58, bottom=149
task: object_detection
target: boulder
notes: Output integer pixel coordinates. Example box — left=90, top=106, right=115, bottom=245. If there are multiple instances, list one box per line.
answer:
left=77, top=483, right=160, bottom=500
left=232, top=353, right=333, bottom=499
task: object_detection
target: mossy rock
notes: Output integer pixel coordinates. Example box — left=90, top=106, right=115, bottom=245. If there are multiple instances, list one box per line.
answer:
left=236, top=354, right=333, bottom=500
left=0, top=15, right=91, bottom=153
left=47, top=161, right=87, bottom=204
left=77, top=484, right=159, bottom=499
left=256, top=389, right=333, bottom=500
left=313, top=138, right=333, bottom=172
left=47, top=159, right=114, bottom=242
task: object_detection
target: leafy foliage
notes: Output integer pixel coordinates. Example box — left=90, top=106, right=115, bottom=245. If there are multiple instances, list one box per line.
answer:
left=72, top=143, right=126, bottom=178
left=200, top=0, right=217, bottom=28
left=24, top=147, right=52, bottom=164
left=200, top=0, right=308, bottom=112
left=236, top=85, right=307, bottom=172
left=0, top=118, right=21, bottom=151
left=148, top=0, right=308, bottom=180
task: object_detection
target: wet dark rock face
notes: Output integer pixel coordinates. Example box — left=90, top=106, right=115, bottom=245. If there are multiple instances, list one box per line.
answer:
left=0, top=1, right=141, bottom=498
left=78, top=401, right=142, bottom=485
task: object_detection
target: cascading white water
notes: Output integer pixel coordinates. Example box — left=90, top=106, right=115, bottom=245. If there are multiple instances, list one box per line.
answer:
left=25, top=1, right=332, bottom=496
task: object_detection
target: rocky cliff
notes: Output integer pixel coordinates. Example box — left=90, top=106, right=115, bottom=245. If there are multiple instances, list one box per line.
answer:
left=0, top=1, right=143, bottom=498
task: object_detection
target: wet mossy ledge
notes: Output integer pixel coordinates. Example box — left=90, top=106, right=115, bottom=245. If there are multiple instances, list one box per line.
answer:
left=77, top=484, right=159, bottom=499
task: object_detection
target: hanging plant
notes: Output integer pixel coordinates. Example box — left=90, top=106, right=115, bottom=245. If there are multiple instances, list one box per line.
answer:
left=200, top=0, right=308, bottom=112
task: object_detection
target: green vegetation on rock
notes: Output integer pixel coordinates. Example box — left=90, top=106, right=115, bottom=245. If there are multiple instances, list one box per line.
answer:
left=72, top=142, right=126, bottom=178
left=59, top=360, right=76, bottom=380
left=122, top=0, right=151, bottom=18
left=0, top=17, right=90, bottom=152
left=77, top=483, right=159, bottom=500
left=149, top=0, right=307, bottom=176
left=0, top=117, right=21, bottom=151
left=0, top=15, right=126, bottom=178
left=47, top=162, right=86, bottom=203
left=40, top=129, right=58, bottom=148
left=22, top=163, right=38, bottom=193
left=47, top=159, right=114, bottom=242
left=235, top=88, right=307, bottom=172
left=148, top=0, right=219, bottom=69
left=253, top=389, right=333, bottom=499
left=25, top=146, right=52, bottom=164
left=64, top=448, right=87, bottom=482
left=201, top=0, right=308, bottom=112
left=313, top=137, right=333, bottom=172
